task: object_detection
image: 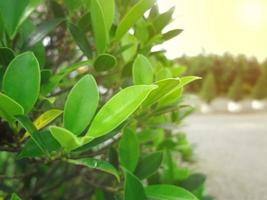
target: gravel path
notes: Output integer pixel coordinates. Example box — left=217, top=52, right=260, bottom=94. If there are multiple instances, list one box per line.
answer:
left=182, top=113, right=267, bottom=200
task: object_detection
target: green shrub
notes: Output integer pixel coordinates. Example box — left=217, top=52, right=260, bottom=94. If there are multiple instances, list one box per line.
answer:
left=252, top=67, right=267, bottom=100
left=228, top=76, right=244, bottom=102
left=0, top=1, right=206, bottom=199
left=199, top=73, right=216, bottom=104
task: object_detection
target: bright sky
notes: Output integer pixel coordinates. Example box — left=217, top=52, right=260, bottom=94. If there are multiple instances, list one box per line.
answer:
left=157, top=0, right=267, bottom=61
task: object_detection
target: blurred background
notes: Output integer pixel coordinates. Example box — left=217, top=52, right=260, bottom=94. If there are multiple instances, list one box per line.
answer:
left=156, top=0, right=267, bottom=199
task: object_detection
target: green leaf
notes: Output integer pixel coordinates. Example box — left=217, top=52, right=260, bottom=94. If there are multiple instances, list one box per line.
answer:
left=119, top=128, right=139, bottom=172
left=124, top=168, right=146, bottom=200
left=0, top=0, right=29, bottom=38
left=50, top=126, right=84, bottom=152
left=68, top=158, right=120, bottom=181
left=90, top=0, right=109, bottom=54
left=134, top=151, right=163, bottom=179
left=115, top=0, right=156, bottom=40
left=142, top=78, right=180, bottom=107
left=98, top=0, right=115, bottom=31
left=180, top=76, right=201, bottom=87
left=64, top=75, right=99, bottom=135
left=94, top=54, right=117, bottom=72
left=10, top=193, right=22, bottom=200
left=145, top=185, right=198, bottom=200
left=163, top=29, right=183, bottom=41
left=151, top=7, right=175, bottom=33
left=121, top=34, right=138, bottom=63
left=132, top=54, right=153, bottom=85
left=68, top=23, right=92, bottom=59
left=87, top=85, right=157, bottom=138
left=3, top=52, right=40, bottom=113
left=24, top=18, right=64, bottom=48
left=0, top=47, right=15, bottom=67
left=0, top=92, right=24, bottom=123
left=18, top=130, right=61, bottom=159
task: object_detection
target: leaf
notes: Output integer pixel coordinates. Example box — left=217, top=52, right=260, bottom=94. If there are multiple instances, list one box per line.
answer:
left=0, top=92, right=24, bottom=123
left=49, top=126, right=83, bottom=152
left=163, top=29, right=183, bottom=41
left=124, top=168, right=146, bottom=200
left=151, top=7, right=175, bottom=33
left=24, top=109, right=63, bottom=138
left=145, top=185, right=198, bottom=200
left=142, top=78, right=180, bottom=107
left=94, top=54, right=117, bottom=72
left=18, top=130, right=61, bottom=159
left=98, top=0, right=115, bottom=31
left=90, top=0, right=109, bottom=54
left=24, top=18, right=65, bottom=48
left=64, top=75, right=99, bottom=135
left=68, top=158, right=120, bottom=181
left=119, top=128, right=139, bottom=172
left=87, top=85, right=157, bottom=138
left=3, top=52, right=40, bottom=113
left=0, top=0, right=29, bottom=38
left=115, top=0, right=156, bottom=40
left=180, top=76, right=201, bottom=87
left=132, top=54, right=153, bottom=85
left=134, top=151, right=163, bottom=179
left=68, top=23, right=92, bottom=58
left=10, top=193, right=22, bottom=200
left=121, top=34, right=138, bottom=63
left=0, top=47, right=15, bottom=67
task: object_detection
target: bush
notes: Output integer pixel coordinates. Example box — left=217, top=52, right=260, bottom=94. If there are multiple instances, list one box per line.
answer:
left=227, top=76, right=244, bottom=102
left=0, top=1, right=206, bottom=199
left=199, top=73, right=216, bottom=104
left=252, top=67, right=267, bottom=100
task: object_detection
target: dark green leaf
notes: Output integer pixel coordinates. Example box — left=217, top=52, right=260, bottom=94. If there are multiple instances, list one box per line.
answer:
left=134, top=151, right=163, bottom=179
left=3, top=52, right=40, bottom=113
left=64, top=75, right=99, bottom=135
left=0, top=47, right=15, bottom=67
left=119, top=128, right=139, bottom=172
left=94, top=54, right=117, bottom=72
left=68, top=158, right=120, bottom=181
left=145, top=184, right=198, bottom=200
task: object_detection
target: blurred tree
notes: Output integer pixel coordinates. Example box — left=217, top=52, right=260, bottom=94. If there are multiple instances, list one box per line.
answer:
left=228, top=76, right=243, bottom=102
left=199, top=73, right=216, bottom=104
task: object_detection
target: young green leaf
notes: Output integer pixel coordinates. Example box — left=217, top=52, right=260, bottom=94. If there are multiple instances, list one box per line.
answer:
left=90, top=0, right=109, bottom=54
left=3, top=52, right=40, bottom=113
left=134, top=151, right=163, bottom=179
left=68, top=158, right=120, bottom=181
left=68, top=23, right=92, bottom=59
left=145, top=185, right=198, bottom=200
left=132, top=54, right=153, bottom=85
left=24, top=18, right=64, bottom=48
left=124, top=168, right=146, bottom=200
left=0, top=0, right=29, bottom=38
left=142, top=78, right=180, bottom=107
left=119, top=128, right=139, bottom=172
left=50, top=126, right=83, bottom=152
left=10, top=193, right=22, bottom=200
left=18, top=130, right=61, bottom=159
left=64, top=75, right=99, bottom=135
left=98, top=0, right=115, bottom=31
left=0, top=92, right=24, bottom=123
left=115, top=0, right=156, bottom=40
left=87, top=85, right=157, bottom=138
left=180, top=76, right=201, bottom=87
left=94, top=54, right=117, bottom=72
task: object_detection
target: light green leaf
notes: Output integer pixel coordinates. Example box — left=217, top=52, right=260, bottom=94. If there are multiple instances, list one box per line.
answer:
left=99, top=0, right=115, bottom=31
left=156, top=68, right=172, bottom=81
left=94, top=54, right=117, bottom=72
left=68, top=23, right=92, bottom=58
left=124, top=168, right=146, bottom=200
left=50, top=126, right=83, bottom=152
left=180, top=76, right=201, bottom=87
left=68, top=158, right=120, bottom=181
left=18, top=130, right=61, bottom=159
left=0, top=0, right=29, bottom=38
left=0, top=92, right=24, bottom=123
left=90, top=0, right=109, bottom=54
left=115, top=0, right=156, bottom=40
left=10, top=193, right=22, bottom=200
left=64, top=75, right=99, bottom=135
left=3, top=52, right=40, bottom=113
left=151, top=7, right=175, bottom=33
left=132, top=54, right=153, bottom=85
left=142, top=78, right=180, bottom=107
left=87, top=85, right=157, bottom=138
left=134, top=151, right=163, bottom=179
left=158, top=87, right=183, bottom=107
left=119, top=128, right=139, bottom=172
left=145, top=185, right=198, bottom=200
left=24, top=18, right=64, bottom=48
left=121, top=34, right=138, bottom=63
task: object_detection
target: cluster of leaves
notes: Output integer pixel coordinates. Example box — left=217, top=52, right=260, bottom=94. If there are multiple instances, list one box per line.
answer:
left=177, top=53, right=267, bottom=102
left=0, top=0, right=209, bottom=199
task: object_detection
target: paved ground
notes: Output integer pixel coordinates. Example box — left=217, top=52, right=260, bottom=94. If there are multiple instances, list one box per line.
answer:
left=182, top=113, right=267, bottom=200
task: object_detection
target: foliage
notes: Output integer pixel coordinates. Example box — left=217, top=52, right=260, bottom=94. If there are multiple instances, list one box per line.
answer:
left=0, top=1, right=208, bottom=199
left=251, top=66, right=267, bottom=100
left=227, top=76, right=243, bottom=102
left=199, top=73, right=216, bottom=104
